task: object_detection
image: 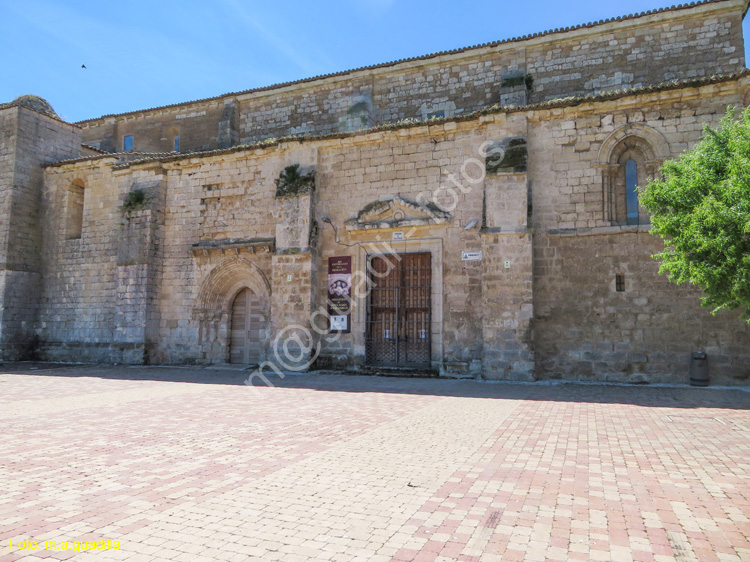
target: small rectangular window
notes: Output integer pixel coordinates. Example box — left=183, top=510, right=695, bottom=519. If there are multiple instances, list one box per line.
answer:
left=174, top=136, right=180, bottom=152
left=426, top=110, right=445, bottom=120
left=616, top=274, right=625, bottom=292
left=66, top=181, right=85, bottom=240
left=123, top=135, right=133, bottom=151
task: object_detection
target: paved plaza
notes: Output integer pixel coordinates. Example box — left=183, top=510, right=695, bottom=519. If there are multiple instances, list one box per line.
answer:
left=0, top=365, right=748, bottom=562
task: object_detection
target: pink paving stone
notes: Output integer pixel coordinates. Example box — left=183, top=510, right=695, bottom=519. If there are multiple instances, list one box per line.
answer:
left=411, top=549, right=438, bottom=562
left=501, top=549, right=527, bottom=561
left=392, top=548, right=421, bottom=561
left=0, top=366, right=749, bottom=562
left=420, top=540, right=444, bottom=554
left=438, top=541, right=464, bottom=558
left=692, top=548, right=722, bottom=562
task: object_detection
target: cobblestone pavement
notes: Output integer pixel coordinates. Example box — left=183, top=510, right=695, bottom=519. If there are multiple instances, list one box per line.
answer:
left=0, top=365, right=748, bottom=562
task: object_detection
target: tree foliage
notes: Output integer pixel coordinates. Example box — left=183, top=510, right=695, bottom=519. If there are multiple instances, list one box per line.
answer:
left=639, top=107, right=750, bottom=321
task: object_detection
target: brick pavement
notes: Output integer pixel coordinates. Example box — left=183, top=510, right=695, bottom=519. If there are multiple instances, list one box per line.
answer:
left=0, top=365, right=748, bottom=562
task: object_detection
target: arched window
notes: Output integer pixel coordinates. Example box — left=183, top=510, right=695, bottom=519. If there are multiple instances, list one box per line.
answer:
left=625, top=159, right=639, bottom=225
left=166, top=126, right=180, bottom=153
left=606, top=138, right=657, bottom=225
left=598, top=124, right=670, bottom=227
left=66, top=179, right=85, bottom=240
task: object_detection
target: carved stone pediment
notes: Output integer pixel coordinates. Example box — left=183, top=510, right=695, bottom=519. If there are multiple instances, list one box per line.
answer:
left=345, top=196, right=450, bottom=231
left=190, top=237, right=275, bottom=259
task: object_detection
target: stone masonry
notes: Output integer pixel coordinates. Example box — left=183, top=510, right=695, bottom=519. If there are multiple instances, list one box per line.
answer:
left=1, top=0, right=749, bottom=384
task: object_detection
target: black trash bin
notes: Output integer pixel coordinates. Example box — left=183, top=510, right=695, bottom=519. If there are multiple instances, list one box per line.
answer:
left=689, top=351, right=709, bottom=386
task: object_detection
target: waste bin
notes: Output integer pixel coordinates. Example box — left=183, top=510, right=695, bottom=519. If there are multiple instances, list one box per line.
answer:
left=689, top=351, right=708, bottom=386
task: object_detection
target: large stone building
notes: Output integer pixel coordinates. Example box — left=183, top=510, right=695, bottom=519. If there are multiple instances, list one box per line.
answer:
left=1, top=0, right=749, bottom=383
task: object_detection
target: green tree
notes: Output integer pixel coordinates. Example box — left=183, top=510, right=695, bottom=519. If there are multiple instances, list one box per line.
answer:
left=639, top=107, right=750, bottom=321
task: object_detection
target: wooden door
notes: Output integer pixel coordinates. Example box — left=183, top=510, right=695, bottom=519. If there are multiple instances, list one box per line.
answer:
left=229, top=288, right=262, bottom=364
left=366, top=253, right=431, bottom=367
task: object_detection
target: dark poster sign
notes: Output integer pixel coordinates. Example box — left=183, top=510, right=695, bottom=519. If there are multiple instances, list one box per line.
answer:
left=328, top=256, right=352, bottom=333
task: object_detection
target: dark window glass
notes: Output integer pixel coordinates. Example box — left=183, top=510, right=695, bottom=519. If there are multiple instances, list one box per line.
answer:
left=174, top=136, right=179, bottom=152
left=616, top=274, right=625, bottom=292
left=626, top=159, right=638, bottom=225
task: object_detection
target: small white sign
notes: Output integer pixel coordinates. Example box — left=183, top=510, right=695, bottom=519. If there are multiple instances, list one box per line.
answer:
left=392, top=232, right=405, bottom=241
left=330, top=316, right=348, bottom=331
left=462, top=250, right=482, bottom=261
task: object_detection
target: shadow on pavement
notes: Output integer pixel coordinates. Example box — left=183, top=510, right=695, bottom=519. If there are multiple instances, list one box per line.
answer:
left=1, top=362, right=748, bottom=410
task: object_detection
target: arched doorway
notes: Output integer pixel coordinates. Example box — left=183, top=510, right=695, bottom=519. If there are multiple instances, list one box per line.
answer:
left=195, top=256, right=272, bottom=365
left=229, top=287, right=263, bottom=365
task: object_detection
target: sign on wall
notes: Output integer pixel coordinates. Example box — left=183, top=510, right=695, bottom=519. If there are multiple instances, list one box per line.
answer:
left=461, top=250, right=482, bottom=261
left=328, top=256, right=352, bottom=333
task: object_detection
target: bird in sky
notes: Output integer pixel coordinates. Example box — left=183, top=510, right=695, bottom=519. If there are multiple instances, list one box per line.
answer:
left=81, top=64, right=87, bottom=69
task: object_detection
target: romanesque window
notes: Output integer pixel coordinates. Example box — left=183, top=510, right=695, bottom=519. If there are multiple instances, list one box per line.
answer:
left=609, top=142, right=650, bottom=225
left=625, top=159, right=639, bottom=225
left=598, top=125, right=669, bottom=227
left=66, top=179, right=85, bottom=240
left=167, top=126, right=180, bottom=153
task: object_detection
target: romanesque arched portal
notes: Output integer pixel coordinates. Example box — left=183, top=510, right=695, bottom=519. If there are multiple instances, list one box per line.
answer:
left=194, top=257, right=271, bottom=364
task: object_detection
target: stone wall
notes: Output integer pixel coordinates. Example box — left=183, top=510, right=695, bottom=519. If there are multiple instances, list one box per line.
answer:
left=0, top=106, right=80, bottom=359
left=32, top=71, right=750, bottom=384
left=529, top=80, right=750, bottom=384
left=0, top=108, right=18, bottom=266
left=78, top=1, right=747, bottom=153
left=312, top=116, right=533, bottom=376
left=40, top=159, right=121, bottom=361
left=155, top=148, right=288, bottom=364
left=83, top=100, right=230, bottom=153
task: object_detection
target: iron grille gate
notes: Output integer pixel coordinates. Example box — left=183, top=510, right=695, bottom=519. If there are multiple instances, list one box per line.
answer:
left=365, top=252, right=431, bottom=368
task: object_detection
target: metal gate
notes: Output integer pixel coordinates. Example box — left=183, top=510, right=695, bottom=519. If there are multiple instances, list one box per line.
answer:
left=366, top=252, right=431, bottom=367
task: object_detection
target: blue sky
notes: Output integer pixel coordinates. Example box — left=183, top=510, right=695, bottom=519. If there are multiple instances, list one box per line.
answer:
left=1, top=0, right=748, bottom=123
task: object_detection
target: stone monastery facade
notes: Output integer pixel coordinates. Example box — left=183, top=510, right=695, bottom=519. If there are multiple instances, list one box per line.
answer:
left=1, top=0, right=750, bottom=383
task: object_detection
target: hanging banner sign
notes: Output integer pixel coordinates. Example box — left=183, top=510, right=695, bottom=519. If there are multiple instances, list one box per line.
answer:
left=328, top=256, right=352, bottom=333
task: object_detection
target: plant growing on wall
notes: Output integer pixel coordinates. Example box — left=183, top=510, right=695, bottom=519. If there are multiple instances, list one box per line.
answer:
left=485, top=137, right=528, bottom=174
left=122, top=189, right=148, bottom=213
left=640, top=107, right=750, bottom=321
left=275, top=164, right=315, bottom=197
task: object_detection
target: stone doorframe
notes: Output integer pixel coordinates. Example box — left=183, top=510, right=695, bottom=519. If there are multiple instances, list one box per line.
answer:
left=351, top=237, right=444, bottom=370
left=194, top=256, right=272, bottom=364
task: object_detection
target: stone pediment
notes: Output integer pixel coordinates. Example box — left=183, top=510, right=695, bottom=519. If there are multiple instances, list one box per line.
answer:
left=345, top=196, right=450, bottom=231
